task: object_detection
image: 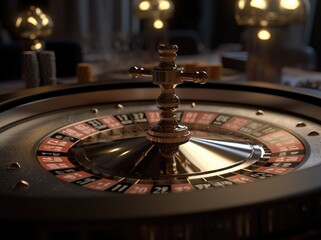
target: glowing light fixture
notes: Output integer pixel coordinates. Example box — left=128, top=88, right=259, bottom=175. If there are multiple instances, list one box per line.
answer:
left=134, top=0, right=174, bottom=30
left=31, top=40, right=43, bottom=51
left=27, top=16, right=38, bottom=26
left=139, top=1, right=151, bottom=11
left=15, top=5, right=54, bottom=51
left=250, top=0, right=267, bottom=10
left=238, top=0, right=246, bottom=10
left=257, top=29, right=271, bottom=40
left=280, top=0, right=300, bottom=10
left=153, top=19, right=164, bottom=29
left=158, top=0, right=171, bottom=10
left=234, top=0, right=310, bottom=83
left=235, top=0, right=309, bottom=27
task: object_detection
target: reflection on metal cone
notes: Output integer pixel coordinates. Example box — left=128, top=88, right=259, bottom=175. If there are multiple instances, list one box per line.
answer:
left=75, top=133, right=265, bottom=180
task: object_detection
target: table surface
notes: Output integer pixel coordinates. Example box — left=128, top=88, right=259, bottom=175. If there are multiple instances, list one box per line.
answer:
left=1, top=52, right=321, bottom=96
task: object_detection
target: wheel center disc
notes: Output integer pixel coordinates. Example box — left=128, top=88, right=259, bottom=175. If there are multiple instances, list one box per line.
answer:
left=73, top=130, right=265, bottom=180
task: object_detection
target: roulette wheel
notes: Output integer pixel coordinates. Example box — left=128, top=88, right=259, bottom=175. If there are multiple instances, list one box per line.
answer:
left=1, top=45, right=321, bottom=240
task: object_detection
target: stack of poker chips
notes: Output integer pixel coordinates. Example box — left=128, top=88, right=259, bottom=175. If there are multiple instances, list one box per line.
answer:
left=22, top=51, right=41, bottom=88
left=22, top=50, right=57, bottom=88
left=38, top=51, right=57, bottom=86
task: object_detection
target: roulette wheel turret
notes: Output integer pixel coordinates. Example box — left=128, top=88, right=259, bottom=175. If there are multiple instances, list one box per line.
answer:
left=1, top=44, right=321, bottom=239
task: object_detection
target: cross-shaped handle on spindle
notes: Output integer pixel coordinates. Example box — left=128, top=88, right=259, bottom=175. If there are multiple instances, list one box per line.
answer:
left=129, top=44, right=208, bottom=174
left=129, top=44, right=208, bottom=86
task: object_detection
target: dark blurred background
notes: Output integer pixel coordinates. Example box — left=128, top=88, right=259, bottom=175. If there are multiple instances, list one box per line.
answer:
left=0, top=0, right=319, bottom=80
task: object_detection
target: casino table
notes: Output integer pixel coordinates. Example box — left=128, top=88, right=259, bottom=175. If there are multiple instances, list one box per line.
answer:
left=1, top=45, right=321, bottom=239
